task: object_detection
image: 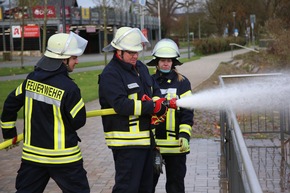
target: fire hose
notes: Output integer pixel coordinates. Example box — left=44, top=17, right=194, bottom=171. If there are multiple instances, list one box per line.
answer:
left=0, top=108, right=116, bottom=150
left=0, top=97, right=180, bottom=150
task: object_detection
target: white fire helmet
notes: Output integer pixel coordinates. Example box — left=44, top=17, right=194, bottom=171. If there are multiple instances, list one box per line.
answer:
left=146, top=38, right=182, bottom=67
left=45, top=32, right=88, bottom=59
left=103, top=27, right=150, bottom=52
left=152, top=38, right=180, bottom=58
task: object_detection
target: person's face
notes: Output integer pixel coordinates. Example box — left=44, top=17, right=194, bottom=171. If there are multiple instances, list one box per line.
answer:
left=117, top=50, right=139, bottom=65
left=158, top=58, right=173, bottom=71
left=64, top=56, right=78, bottom=72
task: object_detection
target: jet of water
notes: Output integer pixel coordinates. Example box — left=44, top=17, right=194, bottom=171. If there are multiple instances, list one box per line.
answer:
left=176, top=75, right=290, bottom=112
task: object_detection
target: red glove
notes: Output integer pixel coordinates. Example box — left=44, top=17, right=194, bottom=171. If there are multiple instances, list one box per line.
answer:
left=154, top=98, right=168, bottom=117
left=141, top=94, right=151, bottom=101
left=162, top=98, right=178, bottom=109
left=141, top=95, right=167, bottom=125
left=168, top=98, right=177, bottom=109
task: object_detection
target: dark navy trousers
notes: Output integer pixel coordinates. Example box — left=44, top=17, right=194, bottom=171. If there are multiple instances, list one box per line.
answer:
left=153, top=154, right=187, bottom=193
left=15, top=161, right=90, bottom=193
left=112, top=148, right=153, bottom=193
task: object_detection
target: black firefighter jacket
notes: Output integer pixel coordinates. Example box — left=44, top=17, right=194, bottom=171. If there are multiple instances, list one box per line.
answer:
left=152, top=70, right=194, bottom=155
left=98, top=54, right=162, bottom=149
left=0, top=64, right=86, bottom=165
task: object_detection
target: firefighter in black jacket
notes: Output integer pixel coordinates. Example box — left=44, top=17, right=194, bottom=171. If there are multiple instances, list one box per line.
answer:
left=147, top=38, right=194, bottom=193
left=0, top=32, right=90, bottom=193
left=99, top=27, right=176, bottom=193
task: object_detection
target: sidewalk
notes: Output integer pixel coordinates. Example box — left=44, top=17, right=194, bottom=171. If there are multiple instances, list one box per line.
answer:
left=0, top=49, right=251, bottom=193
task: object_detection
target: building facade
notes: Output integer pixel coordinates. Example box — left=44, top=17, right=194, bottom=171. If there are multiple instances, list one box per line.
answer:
left=0, top=0, right=159, bottom=54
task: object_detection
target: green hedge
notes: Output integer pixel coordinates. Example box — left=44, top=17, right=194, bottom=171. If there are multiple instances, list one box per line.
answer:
left=193, top=37, right=246, bottom=55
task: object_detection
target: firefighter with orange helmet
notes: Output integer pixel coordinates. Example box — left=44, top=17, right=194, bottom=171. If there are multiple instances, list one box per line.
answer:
left=0, top=32, right=90, bottom=193
left=147, top=38, right=194, bottom=193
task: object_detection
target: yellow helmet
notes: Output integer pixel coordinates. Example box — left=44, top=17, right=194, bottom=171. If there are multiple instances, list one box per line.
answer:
left=103, top=27, right=150, bottom=52
left=45, top=32, right=88, bottom=59
left=146, top=38, right=182, bottom=67
left=152, top=38, right=180, bottom=58
left=37, top=32, right=88, bottom=71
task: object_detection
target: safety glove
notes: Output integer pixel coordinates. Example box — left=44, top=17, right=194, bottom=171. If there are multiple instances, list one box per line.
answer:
left=4, top=136, right=19, bottom=151
left=163, top=98, right=178, bottom=109
left=153, top=98, right=168, bottom=117
left=141, top=95, right=168, bottom=125
left=179, top=137, right=189, bottom=152
left=153, top=149, right=164, bottom=174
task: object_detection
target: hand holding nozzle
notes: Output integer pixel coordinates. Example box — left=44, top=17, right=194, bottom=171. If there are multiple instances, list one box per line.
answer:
left=163, top=98, right=178, bottom=109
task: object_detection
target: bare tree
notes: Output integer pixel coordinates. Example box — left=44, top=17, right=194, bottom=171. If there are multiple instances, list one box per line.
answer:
left=146, top=0, right=195, bottom=37
left=92, top=0, right=111, bottom=64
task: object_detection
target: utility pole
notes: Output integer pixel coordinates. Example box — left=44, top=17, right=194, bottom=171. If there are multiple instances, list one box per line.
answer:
left=61, top=0, right=66, bottom=33
left=103, top=0, right=107, bottom=64
left=42, top=0, right=47, bottom=53
left=198, top=18, right=201, bottom=39
left=9, top=0, right=14, bottom=58
left=186, top=1, right=190, bottom=59
left=158, top=0, right=161, bottom=40
left=20, top=0, right=24, bottom=68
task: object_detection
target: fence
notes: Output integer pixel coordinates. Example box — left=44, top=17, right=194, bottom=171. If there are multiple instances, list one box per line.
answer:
left=219, top=73, right=290, bottom=193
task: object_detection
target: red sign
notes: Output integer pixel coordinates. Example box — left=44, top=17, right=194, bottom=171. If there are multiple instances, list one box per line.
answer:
left=32, top=6, right=56, bottom=18
left=141, top=28, right=148, bottom=39
left=12, top=25, right=40, bottom=38
left=24, top=26, right=40, bottom=38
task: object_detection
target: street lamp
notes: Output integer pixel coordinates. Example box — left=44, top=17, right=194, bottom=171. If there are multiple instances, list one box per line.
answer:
left=61, top=0, right=66, bottom=33
left=186, top=1, right=190, bottom=59
left=158, top=0, right=161, bottom=40
left=232, top=11, right=236, bottom=36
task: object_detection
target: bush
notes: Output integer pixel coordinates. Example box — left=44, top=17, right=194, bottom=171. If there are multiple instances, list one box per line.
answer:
left=265, top=18, right=290, bottom=65
left=193, top=36, right=246, bottom=55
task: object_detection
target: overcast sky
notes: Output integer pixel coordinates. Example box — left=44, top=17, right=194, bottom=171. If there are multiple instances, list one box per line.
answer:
left=77, top=0, right=96, bottom=8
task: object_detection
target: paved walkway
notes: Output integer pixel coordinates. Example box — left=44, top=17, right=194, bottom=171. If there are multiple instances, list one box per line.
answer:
left=0, top=49, right=250, bottom=193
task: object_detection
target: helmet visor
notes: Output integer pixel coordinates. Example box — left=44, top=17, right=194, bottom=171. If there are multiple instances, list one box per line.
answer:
left=61, top=32, right=88, bottom=56
left=114, top=28, right=150, bottom=51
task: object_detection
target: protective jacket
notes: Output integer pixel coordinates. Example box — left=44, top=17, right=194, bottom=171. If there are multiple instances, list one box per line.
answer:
left=98, top=54, right=161, bottom=149
left=1, top=64, right=86, bottom=165
left=152, top=70, right=194, bottom=155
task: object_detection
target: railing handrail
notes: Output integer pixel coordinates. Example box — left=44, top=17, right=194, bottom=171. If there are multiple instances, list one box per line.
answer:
left=229, top=43, right=259, bottom=58
left=229, top=43, right=259, bottom=53
left=228, top=108, right=263, bottom=193
left=219, top=74, right=265, bottom=193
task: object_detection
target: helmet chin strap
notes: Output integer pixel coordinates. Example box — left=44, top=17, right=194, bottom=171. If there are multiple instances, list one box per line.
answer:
left=120, top=51, right=125, bottom=59
left=63, top=58, right=71, bottom=71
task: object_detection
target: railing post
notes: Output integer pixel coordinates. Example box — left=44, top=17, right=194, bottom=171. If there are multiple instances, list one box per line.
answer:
left=231, top=44, right=233, bottom=58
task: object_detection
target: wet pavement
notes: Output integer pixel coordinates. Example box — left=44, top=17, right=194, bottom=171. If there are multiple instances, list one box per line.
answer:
left=1, top=49, right=289, bottom=192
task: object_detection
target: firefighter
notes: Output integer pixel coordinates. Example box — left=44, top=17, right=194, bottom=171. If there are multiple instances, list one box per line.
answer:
left=147, top=38, right=194, bottom=193
left=99, top=27, right=176, bottom=193
left=0, top=32, right=90, bottom=193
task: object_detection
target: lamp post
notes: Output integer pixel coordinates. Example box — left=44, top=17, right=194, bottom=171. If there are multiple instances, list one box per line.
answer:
left=232, top=11, right=236, bottom=36
left=61, top=0, right=66, bottom=33
left=158, top=0, right=161, bottom=40
left=186, top=1, right=189, bottom=59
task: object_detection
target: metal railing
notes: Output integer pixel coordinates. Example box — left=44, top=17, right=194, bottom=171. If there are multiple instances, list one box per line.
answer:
left=219, top=73, right=286, bottom=193
left=229, top=43, right=259, bottom=58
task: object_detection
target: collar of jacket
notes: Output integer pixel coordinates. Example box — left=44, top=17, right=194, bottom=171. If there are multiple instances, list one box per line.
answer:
left=112, top=54, right=142, bottom=72
left=155, top=69, right=176, bottom=80
left=31, top=64, right=71, bottom=81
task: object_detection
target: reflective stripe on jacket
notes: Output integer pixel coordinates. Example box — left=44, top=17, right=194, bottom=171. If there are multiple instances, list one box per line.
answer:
left=99, top=54, right=161, bottom=148
left=1, top=65, right=86, bottom=165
